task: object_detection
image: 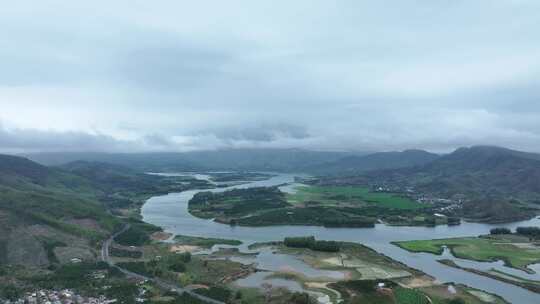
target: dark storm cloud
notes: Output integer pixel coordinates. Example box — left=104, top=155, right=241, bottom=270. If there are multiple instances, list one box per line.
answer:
left=203, top=124, right=310, bottom=142
left=1, top=0, right=540, bottom=153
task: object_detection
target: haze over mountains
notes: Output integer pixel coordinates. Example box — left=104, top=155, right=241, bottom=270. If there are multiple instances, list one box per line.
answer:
left=20, top=145, right=540, bottom=202
left=24, top=149, right=363, bottom=172
left=24, top=148, right=438, bottom=174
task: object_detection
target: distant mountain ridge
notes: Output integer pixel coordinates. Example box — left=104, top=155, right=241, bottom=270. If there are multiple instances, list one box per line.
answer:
left=20, top=146, right=540, bottom=201
left=0, top=154, right=51, bottom=183
left=24, top=148, right=439, bottom=174
left=304, top=149, right=440, bottom=175
left=24, top=149, right=364, bottom=172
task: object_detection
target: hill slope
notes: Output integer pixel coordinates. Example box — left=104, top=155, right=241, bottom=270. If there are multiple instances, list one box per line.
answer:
left=367, top=146, right=540, bottom=201
left=0, top=155, right=216, bottom=269
left=0, top=155, right=122, bottom=267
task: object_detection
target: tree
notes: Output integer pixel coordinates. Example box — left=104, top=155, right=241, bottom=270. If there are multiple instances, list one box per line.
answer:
left=0, top=285, right=21, bottom=301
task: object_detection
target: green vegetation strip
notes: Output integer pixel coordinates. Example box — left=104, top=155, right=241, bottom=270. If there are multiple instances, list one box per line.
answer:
left=394, top=236, right=540, bottom=271
left=173, top=234, right=242, bottom=248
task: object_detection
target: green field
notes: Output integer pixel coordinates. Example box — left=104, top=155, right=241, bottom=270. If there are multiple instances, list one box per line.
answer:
left=394, top=235, right=540, bottom=272
left=287, top=186, right=421, bottom=210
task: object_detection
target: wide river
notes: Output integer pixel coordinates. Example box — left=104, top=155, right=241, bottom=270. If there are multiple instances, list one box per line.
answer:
left=141, top=173, right=540, bottom=304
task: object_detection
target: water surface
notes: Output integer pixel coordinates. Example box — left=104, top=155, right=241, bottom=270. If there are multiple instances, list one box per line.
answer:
left=141, top=173, right=540, bottom=304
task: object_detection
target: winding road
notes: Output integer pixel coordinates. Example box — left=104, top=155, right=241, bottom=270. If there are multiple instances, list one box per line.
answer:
left=101, top=224, right=225, bottom=304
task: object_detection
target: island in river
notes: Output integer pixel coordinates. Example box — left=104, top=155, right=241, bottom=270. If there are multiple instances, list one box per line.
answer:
left=394, top=230, right=540, bottom=294
left=188, top=185, right=461, bottom=227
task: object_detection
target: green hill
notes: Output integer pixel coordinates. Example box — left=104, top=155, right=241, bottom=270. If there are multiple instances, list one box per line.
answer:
left=0, top=155, right=122, bottom=268
left=366, top=146, right=540, bottom=201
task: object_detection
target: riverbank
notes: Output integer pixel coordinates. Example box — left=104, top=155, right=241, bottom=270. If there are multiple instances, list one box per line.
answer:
left=438, top=259, right=540, bottom=294
left=392, top=234, right=540, bottom=273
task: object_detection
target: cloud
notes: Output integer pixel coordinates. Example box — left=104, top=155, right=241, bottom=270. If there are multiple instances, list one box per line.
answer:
left=0, top=1, right=540, bottom=153
left=0, top=126, right=131, bottom=154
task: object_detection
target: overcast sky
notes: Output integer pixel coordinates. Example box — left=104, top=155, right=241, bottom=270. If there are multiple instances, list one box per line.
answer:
left=1, top=1, right=540, bottom=153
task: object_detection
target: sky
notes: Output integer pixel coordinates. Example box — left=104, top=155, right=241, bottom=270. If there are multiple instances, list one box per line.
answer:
left=1, top=0, right=540, bottom=153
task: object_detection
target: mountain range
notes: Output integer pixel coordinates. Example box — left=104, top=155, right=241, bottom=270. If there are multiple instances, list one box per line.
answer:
left=362, top=146, right=540, bottom=202
left=24, top=146, right=540, bottom=202
left=24, top=149, right=358, bottom=172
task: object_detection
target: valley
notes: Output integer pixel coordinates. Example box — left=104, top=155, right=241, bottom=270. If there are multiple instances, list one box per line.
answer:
left=4, top=2, right=539, bottom=303
left=3, top=147, right=540, bottom=304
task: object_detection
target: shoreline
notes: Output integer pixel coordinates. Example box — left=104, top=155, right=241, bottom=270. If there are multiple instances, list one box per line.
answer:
left=438, top=259, right=540, bottom=294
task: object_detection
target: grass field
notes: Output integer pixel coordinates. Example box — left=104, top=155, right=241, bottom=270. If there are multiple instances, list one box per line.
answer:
left=394, top=235, right=540, bottom=272
left=394, top=287, right=430, bottom=304
left=287, top=186, right=421, bottom=210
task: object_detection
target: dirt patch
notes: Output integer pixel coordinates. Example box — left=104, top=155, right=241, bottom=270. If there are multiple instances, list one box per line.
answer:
left=467, top=290, right=497, bottom=303
left=26, top=225, right=88, bottom=247
left=187, top=284, right=209, bottom=290
left=54, top=246, right=96, bottom=264
left=355, top=265, right=411, bottom=280
left=322, top=255, right=410, bottom=280
left=400, top=275, right=436, bottom=288
left=306, top=282, right=328, bottom=289
left=151, top=231, right=173, bottom=241
left=7, top=228, right=48, bottom=267
left=510, top=243, right=540, bottom=250
left=322, top=257, right=344, bottom=267
left=305, top=281, right=342, bottom=299
left=170, top=244, right=201, bottom=253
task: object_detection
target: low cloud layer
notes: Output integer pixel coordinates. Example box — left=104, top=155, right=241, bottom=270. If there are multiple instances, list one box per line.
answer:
left=1, top=1, right=540, bottom=153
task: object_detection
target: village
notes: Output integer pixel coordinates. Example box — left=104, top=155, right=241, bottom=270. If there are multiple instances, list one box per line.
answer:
left=2, top=289, right=117, bottom=304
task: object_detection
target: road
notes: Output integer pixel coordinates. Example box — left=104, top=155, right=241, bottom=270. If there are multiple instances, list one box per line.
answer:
left=101, top=224, right=225, bottom=304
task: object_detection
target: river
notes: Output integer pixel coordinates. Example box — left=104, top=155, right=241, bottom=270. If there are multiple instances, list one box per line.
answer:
left=141, top=173, right=540, bottom=304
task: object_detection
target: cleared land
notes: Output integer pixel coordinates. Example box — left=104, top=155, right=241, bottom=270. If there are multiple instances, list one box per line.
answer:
left=394, top=234, right=540, bottom=272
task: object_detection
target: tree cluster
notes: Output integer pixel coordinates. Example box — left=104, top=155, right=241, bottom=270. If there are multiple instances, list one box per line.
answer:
left=516, top=226, right=540, bottom=239
left=490, top=227, right=511, bottom=235
left=284, top=236, right=340, bottom=252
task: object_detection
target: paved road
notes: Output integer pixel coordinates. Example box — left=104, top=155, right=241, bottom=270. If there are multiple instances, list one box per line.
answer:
left=101, top=224, right=225, bottom=304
